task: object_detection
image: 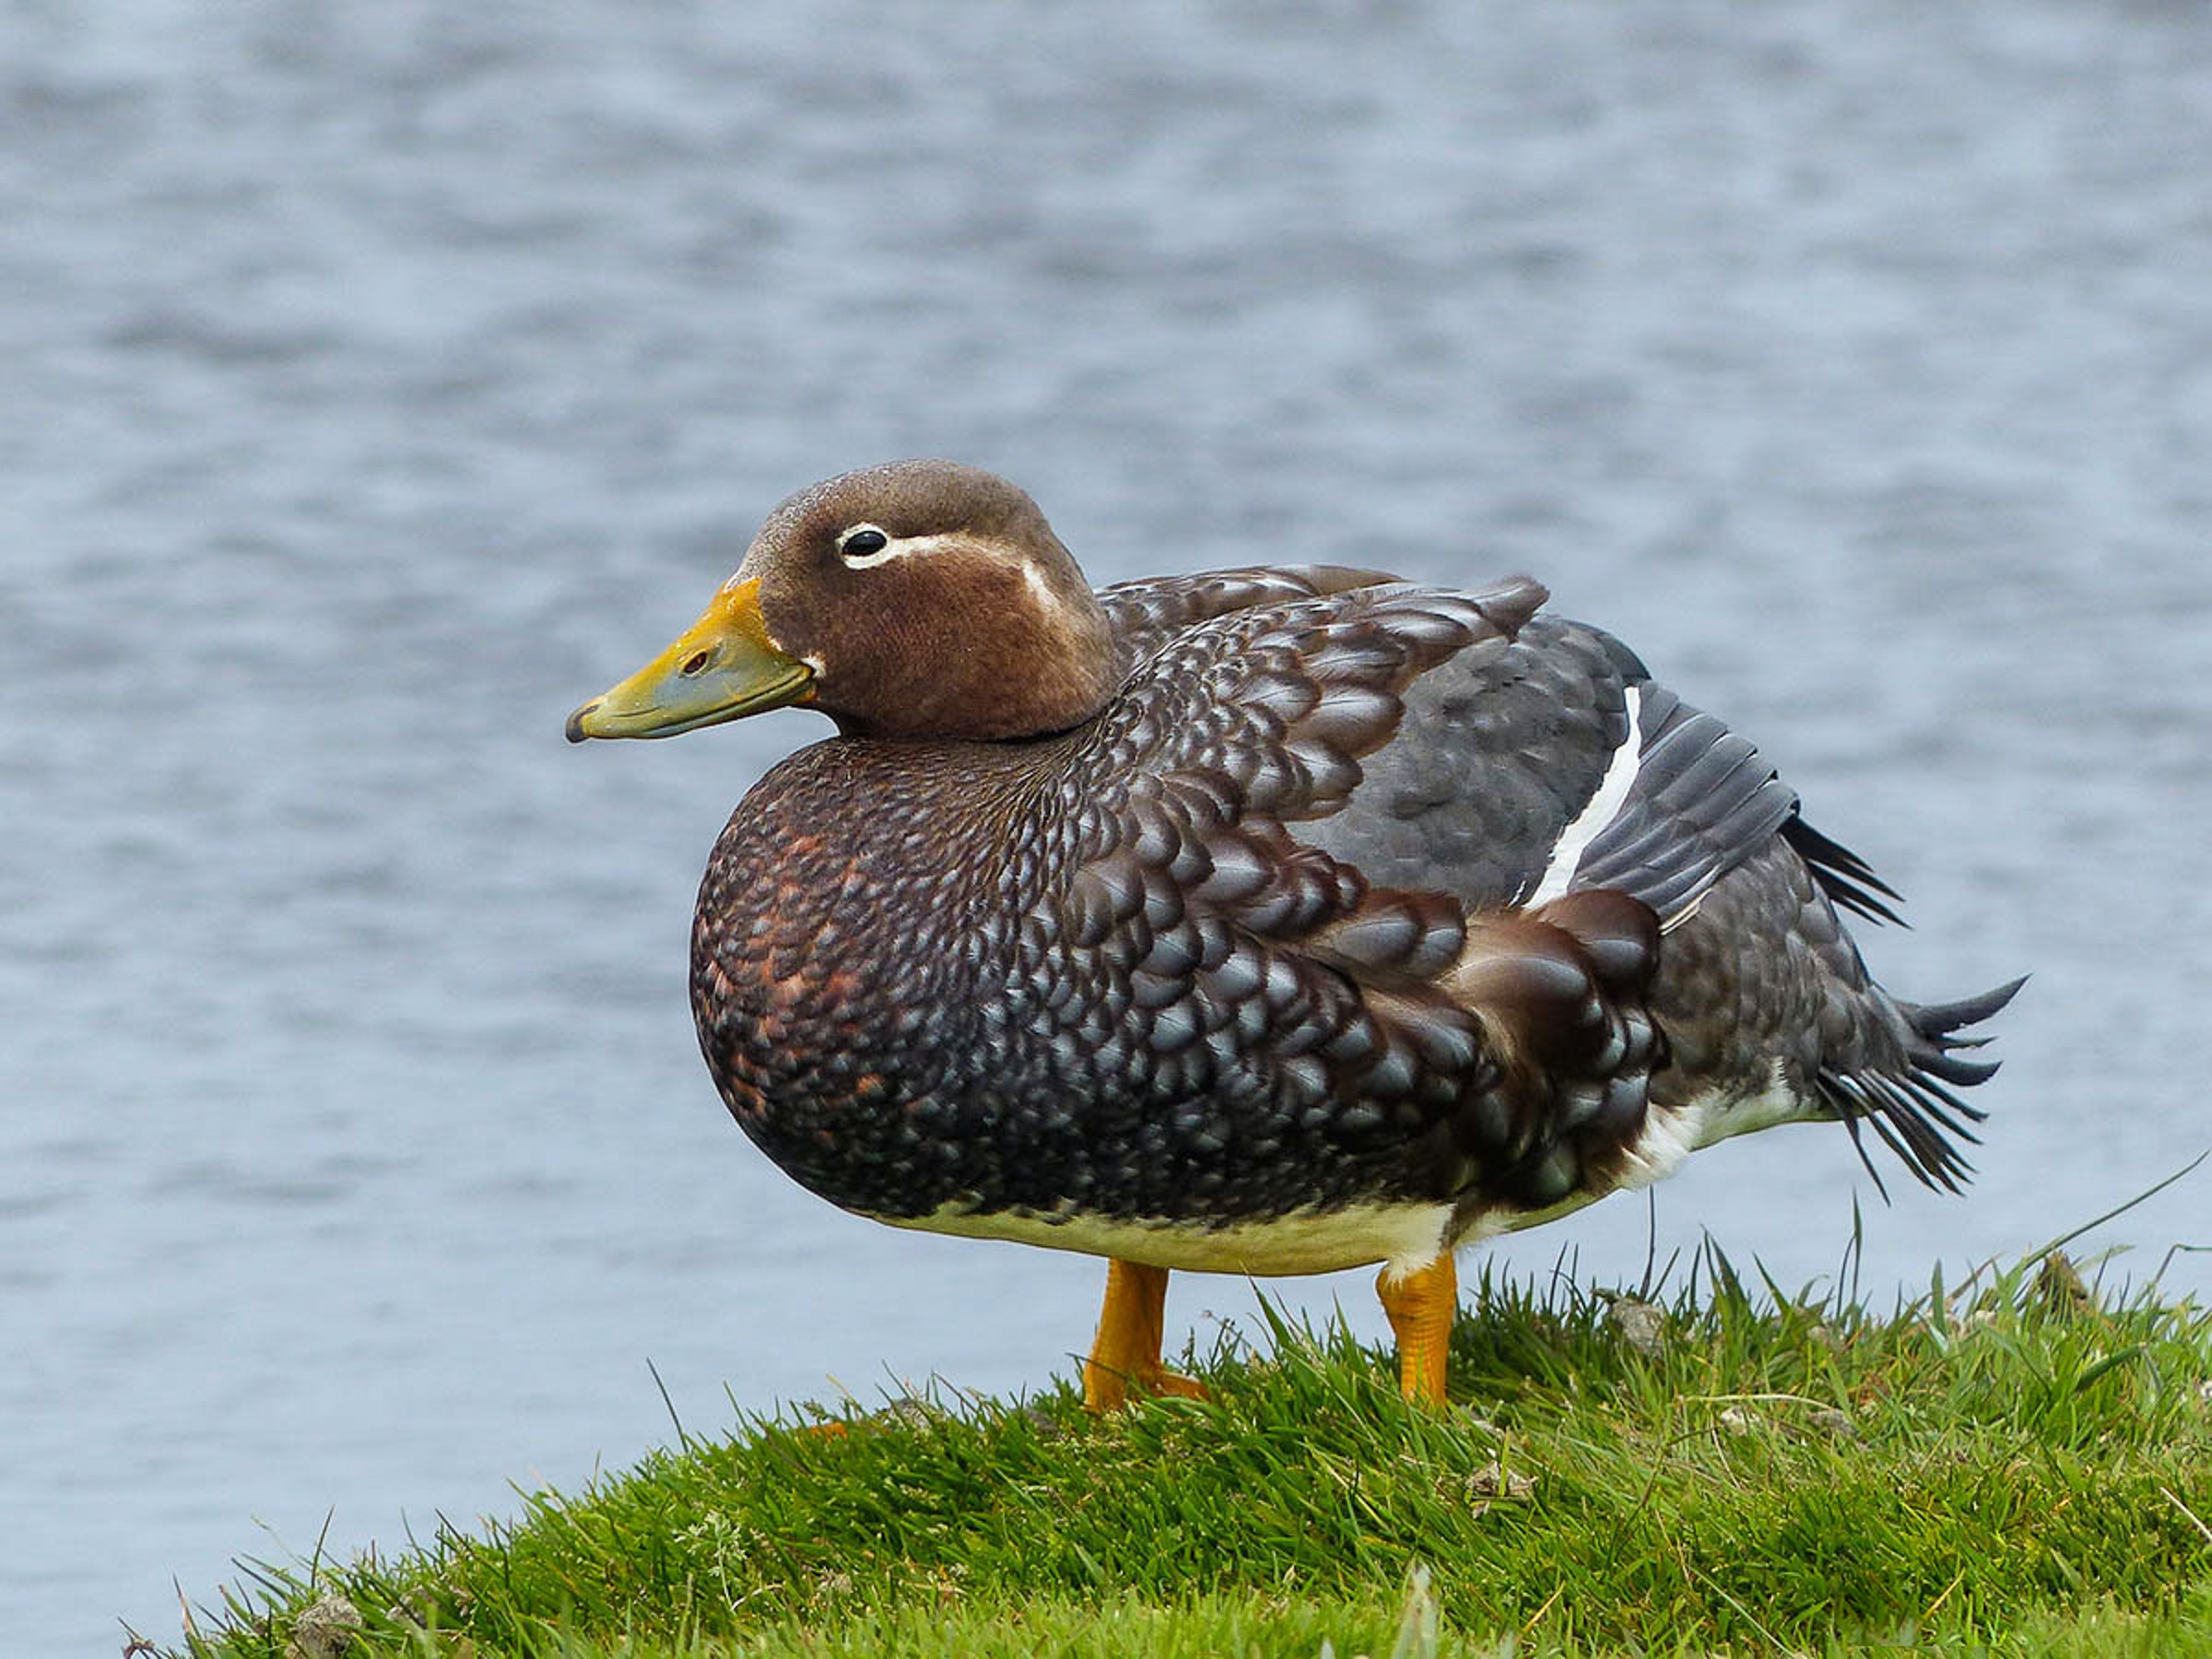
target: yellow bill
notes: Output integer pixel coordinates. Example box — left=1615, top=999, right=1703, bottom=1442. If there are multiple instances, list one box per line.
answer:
left=566, top=577, right=814, bottom=742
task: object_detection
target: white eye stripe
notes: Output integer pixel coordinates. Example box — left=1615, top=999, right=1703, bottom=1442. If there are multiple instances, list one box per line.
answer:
left=835, top=523, right=890, bottom=561
left=832, top=527, right=1069, bottom=617
left=837, top=529, right=974, bottom=569
left=1020, top=561, right=1065, bottom=616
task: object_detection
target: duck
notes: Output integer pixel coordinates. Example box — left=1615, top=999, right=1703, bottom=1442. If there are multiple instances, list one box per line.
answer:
left=568, top=459, right=2020, bottom=1411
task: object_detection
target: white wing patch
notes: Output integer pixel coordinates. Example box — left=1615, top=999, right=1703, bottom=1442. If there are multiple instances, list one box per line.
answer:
left=1526, top=685, right=1644, bottom=907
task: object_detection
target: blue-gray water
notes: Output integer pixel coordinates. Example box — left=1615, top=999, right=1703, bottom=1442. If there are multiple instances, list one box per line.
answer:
left=7, top=0, right=2211, bottom=1647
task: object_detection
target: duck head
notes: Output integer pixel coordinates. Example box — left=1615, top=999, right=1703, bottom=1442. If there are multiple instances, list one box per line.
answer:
left=567, top=461, right=1118, bottom=744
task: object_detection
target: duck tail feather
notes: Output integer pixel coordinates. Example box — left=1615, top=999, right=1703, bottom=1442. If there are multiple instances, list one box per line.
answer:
left=1819, top=975, right=2023, bottom=1195
left=1917, top=1048, right=2002, bottom=1088
left=1904, top=976, right=2030, bottom=1043
left=1823, top=1069, right=1978, bottom=1195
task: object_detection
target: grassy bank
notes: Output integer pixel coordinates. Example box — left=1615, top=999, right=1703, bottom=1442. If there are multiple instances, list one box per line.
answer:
left=169, top=1241, right=2211, bottom=1658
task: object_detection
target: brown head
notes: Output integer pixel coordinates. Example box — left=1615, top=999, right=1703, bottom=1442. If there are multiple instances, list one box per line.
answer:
left=566, top=461, right=1118, bottom=744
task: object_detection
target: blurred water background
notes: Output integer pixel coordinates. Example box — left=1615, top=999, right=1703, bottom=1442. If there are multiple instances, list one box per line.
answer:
left=6, top=0, right=2211, bottom=1647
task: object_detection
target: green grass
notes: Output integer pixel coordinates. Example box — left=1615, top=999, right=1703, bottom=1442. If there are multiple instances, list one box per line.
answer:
left=167, top=1240, right=2212, bottom=1659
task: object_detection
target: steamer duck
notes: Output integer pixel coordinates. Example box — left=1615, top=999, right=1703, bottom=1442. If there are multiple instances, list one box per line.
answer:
left=568, top=461, right=2018, bottom=1409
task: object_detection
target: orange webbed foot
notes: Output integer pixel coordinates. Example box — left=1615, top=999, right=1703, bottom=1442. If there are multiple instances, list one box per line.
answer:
left=1378, top=1253, right=1458, bottom=1408
left=1082, top=1259, right=1211, bottom=1413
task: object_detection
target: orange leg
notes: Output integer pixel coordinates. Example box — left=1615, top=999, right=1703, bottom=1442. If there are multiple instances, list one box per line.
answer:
left=1082, top=1258, right=1211, bottom=1412
left=1377, top=1253, right=1458, bottom=1406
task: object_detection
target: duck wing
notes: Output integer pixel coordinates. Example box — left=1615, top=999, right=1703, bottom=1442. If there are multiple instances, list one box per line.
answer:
left=1041, top=573, right=1675, bottom=1218
left=1288, top=608, right=1811, bottom=934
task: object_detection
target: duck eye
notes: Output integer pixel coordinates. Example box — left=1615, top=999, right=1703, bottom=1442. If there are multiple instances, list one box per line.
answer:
left=839, top=527, right=889, bottom=559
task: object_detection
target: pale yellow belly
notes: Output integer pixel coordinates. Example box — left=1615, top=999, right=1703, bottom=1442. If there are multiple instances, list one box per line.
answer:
left=876, top=1197, right=1457, bottom=1278
left=870, top=1096, right=1723, bottom=1279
